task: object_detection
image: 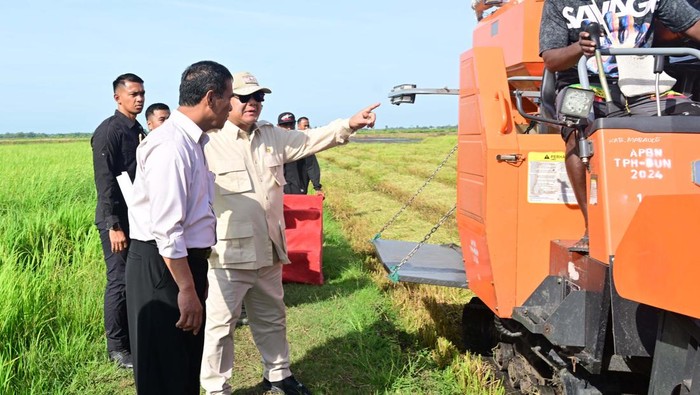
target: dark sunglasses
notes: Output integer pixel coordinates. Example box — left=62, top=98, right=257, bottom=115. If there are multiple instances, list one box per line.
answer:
left=235, top=91, right=265, bottom=103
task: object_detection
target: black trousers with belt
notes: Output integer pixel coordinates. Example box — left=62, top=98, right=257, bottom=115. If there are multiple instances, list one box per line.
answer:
left=126, top=240, right=209, bottom=395
left=98, top=224, right=130, bottom=353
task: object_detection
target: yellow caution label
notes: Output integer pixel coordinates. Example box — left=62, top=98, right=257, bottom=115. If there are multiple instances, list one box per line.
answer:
left=527, top=151, right=575, bottom=204
left=529, top=152, right=565, bottom=162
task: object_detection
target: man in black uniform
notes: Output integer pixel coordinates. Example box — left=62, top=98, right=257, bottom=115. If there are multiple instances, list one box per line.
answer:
left=278, top=112, right=323, bottom=195
left=91, top=73, right=146, bottom=369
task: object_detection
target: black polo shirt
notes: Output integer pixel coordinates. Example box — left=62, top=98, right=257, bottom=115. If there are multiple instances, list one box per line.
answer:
left=91, top=110, right=145, bottom=230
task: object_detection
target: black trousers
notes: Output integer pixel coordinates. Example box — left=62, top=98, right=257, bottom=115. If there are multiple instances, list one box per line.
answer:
left=126, top=240, right=209, bottom=395
left=98, top=226, right=130, bottom=352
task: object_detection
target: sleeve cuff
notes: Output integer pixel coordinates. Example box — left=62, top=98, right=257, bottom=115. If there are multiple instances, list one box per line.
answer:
left=156, top=236, right=188, bottom=259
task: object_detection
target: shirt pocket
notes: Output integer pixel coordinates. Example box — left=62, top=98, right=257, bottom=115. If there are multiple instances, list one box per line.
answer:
left=215, top=160, right=252, bottom=195
left=216, top=220, right=256, bottom=264
left=265, top=153, right=286, bottom=186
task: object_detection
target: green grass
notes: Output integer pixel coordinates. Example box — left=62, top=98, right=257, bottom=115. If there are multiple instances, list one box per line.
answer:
left=0, top=137, right=504, bottom=394
left=0, top=142, right=133, bottom=394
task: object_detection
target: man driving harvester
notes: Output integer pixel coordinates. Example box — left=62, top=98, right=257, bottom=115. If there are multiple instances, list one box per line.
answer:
left=539, top=0, right=700, bottom=253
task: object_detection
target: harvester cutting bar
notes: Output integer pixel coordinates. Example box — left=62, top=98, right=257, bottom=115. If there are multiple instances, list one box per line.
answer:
left=372, top=238, right=467, bottom=288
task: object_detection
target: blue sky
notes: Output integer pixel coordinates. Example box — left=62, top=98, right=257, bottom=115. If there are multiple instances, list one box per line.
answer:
left=0, top=1, right=476, bottom=134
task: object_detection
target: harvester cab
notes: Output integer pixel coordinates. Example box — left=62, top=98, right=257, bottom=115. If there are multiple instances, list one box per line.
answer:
left=378, top=0, right=700, bottom=393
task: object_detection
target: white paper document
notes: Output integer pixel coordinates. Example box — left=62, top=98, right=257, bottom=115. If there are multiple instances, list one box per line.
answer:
left=116, top=171, right=134, bottom=207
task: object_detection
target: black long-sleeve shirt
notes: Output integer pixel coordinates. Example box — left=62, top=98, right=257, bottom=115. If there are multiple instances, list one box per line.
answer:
left=283, top=154, right=322, bottom=194
left=91, top=110, right=145, bottom=230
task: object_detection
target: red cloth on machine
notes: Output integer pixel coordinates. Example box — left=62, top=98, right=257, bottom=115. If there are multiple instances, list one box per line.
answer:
left=282, top=194, right=324, bottom=285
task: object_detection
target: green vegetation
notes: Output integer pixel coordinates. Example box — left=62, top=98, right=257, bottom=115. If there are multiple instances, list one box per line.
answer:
left=0, top=136, right=503, bottom=394
left=0, top=142, right=132, bottom=394
left=0, top=132, right=91, bottom=141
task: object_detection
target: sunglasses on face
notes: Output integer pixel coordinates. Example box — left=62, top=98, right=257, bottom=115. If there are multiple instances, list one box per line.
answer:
left=235, top=91, right=265, bottom=103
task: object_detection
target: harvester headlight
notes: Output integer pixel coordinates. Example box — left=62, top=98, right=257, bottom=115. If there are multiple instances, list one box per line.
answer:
left=389, top=84, right=417, bottom=105
left=559, top=87, right=595, bottom=119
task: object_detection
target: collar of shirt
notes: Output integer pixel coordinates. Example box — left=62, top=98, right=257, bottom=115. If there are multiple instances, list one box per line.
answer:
left=229, top=120, right=280, bottom=141
left=113, top=109, right=142, bottom=131
left=224, top=120, right=255, bottom=141
left=169, top=110, right=205, bottom=144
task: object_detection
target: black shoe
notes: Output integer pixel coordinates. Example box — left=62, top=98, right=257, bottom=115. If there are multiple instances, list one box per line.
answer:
left=236, top=316, right=249, bottom=327
left=236, top=308, right=249, bottom=327
left=262, top=376, right=312, bottom=395
left=108, top=350, right=133, bottom=369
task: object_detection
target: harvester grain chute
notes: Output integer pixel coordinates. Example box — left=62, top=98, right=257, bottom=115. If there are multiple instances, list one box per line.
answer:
left=375, top=0, right=700, bottom=393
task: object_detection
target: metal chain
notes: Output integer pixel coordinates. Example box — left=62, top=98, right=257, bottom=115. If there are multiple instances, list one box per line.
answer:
left=373, top=144, right=458, bottom=240
left=388, top=204, right=457, bottom=283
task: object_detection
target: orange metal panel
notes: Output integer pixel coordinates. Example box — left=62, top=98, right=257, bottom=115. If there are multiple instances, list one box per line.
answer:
left=458, top=135, right=484, bottom=176
left=507, top=63, right=545, bottom=78
left=513, top=134, right=585, bottom=306
left=482, top=150, right=519, bottom=317
left=459, top=95, right=483, bottom=135
left=460, top=54, right=478, bottom=96
left=588, top=130, right=700, bottom=262
left=614, top=195, right=700, bottom=319
left=473, top=0, right=544, bottom=72
left=458, top=174, right=485, bottom=222
left=459, top=219, right=497, bottom=311
left=459, top=46, right=520, bottom=317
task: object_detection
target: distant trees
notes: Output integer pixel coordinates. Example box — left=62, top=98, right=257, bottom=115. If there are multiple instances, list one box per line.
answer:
left=370, top=125, right=458, bottom=133
left=0, top=132, right=91, bottom=139
left=0, top=126, right=459, bottom=140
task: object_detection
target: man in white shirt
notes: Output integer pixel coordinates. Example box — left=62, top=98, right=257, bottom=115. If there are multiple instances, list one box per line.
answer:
left=200, top=71, right=379, bottom=395
left=126, top=60, right=233, bottom=394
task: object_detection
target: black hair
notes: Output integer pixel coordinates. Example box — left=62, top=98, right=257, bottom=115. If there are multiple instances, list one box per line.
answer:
left=297, top=116, right=309, bottom=123
left=145, top=103, right=171, bottom=119
left=178, top=61, right=232, bottom=106
left=113, top=73, right=144, bottom=93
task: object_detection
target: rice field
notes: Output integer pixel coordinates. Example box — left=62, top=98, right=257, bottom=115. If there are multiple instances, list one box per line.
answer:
left=0, top=136, right=504, bottom=394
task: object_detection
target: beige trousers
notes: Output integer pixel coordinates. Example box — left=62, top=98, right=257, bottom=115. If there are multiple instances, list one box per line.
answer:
left=200, top=264, right=291, bottom=395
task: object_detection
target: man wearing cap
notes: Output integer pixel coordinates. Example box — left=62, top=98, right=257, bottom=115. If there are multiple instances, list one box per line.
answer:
left=277, top=111, right=296, bottom=128
left=277, top=112, right=323, bottom=195
left=200, top=71, right=379, bottom=395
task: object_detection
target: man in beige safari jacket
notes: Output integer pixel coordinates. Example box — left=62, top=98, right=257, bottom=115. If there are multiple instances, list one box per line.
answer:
left=200, top=71, right=379, bottom=395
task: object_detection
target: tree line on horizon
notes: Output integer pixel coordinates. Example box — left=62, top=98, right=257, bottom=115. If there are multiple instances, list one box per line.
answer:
left=0, top=125, right=458, bottom=140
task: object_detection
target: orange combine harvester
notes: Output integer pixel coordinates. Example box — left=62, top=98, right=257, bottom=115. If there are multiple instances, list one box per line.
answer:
left=376, top=0, right=700, bottom=393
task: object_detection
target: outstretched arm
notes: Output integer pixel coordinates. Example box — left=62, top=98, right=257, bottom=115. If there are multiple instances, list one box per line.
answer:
left=282, top=103, right=381, bottom=162
left=349, top=103, right=380, bottom=130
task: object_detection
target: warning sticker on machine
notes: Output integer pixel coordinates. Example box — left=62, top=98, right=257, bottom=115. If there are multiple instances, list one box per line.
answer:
left=527, top=152, right=576, bottom=204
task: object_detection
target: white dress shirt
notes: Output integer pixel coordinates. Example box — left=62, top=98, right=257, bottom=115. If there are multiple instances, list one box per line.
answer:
left=129, top=110, right=216, bottom=259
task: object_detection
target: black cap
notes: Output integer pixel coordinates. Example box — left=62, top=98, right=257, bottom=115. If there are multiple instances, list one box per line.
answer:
left=278, top=112, right=296, bottom=125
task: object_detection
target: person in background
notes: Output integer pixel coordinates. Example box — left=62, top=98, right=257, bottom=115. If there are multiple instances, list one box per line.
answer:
left=91, top=72, right=146, bottom=369
left=126, top=60, right=233, bottom=394
left=296, top=116, right=310, bottom=131
left=200, top=71, right=379, bottom=395
left=145, top=102, right=171, bottom=132
left=279, top=113, right=322, bottom=195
